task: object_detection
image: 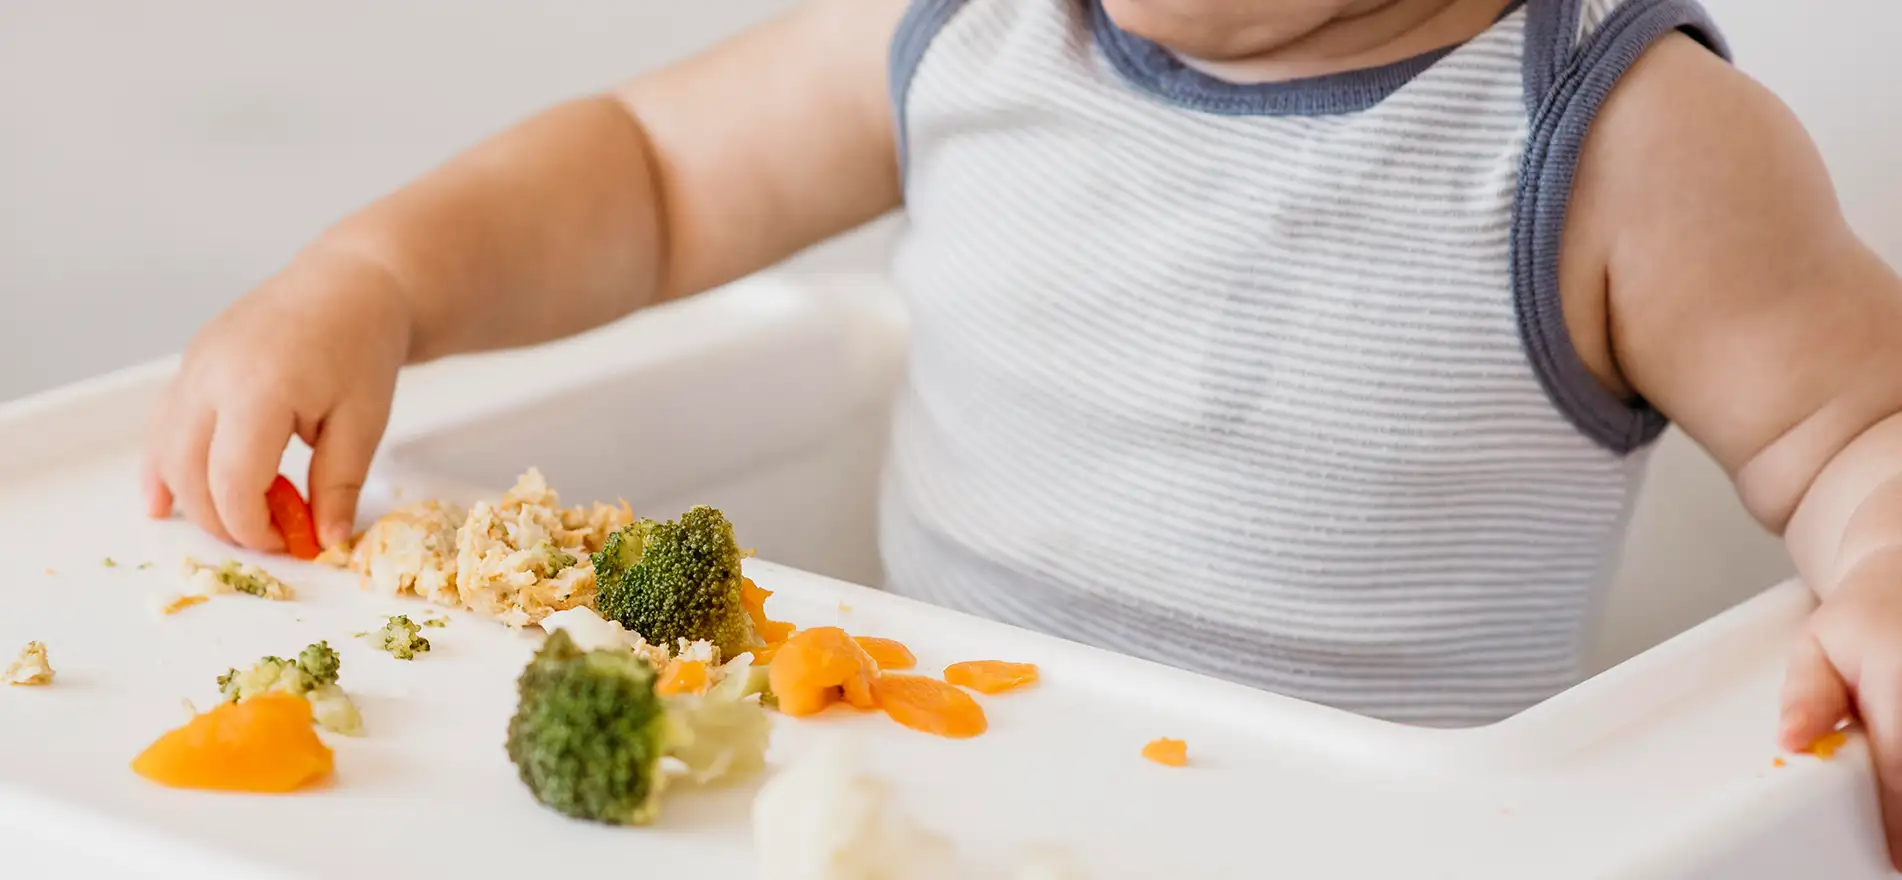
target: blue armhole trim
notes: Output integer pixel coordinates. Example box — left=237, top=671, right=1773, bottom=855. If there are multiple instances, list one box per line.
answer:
left=890, top=0, right=968, bottom=185
left=1512, top=0, right=1731, bottom=454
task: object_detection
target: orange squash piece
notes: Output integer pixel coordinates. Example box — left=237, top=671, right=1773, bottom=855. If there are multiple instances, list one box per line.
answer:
left=944, top=660, right=1040, bottom=694
left=852, top=637, right=916, bottom=671
left=1142, top=738, right=1188, bottom=767
left=768, top=627, right=880, bottom=716
left=1804, top=730, right=1850, bottom=760
left=132, top=693, right=334, bottom=793
left=741, top=578, right=797, bottom=645
left=873, top=675, right=987, bottom=739
left=657, top=660, right=711, bottom=697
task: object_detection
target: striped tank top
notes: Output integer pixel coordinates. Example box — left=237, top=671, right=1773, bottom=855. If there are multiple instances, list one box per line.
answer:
left=876, top=0, right=1729, bottom=726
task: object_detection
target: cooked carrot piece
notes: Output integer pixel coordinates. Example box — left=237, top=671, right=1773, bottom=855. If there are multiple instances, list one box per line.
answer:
left=873, top=675, right=987, bottom=739
left=767, top=627, right=880, bottom=716
left=656, top=660, right=710, bottom=697
left=1142, top=738, right=1188, bottom=767
left=852, top=637, right=916, bottom=671
left=741, top=578, right=797, bottom=644
left=944, top=660, right=1039, bottom=694
left=132, top=693, right=334, bottom=793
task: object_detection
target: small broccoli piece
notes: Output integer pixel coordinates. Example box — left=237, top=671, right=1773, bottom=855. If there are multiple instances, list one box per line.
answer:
left=592, top=506, right=758, bottom=659
left=216, top=641, right=360, bottom=735
left=298, top=641, right=342, bottom=685
left=367, top=615, right=431, bottom=660
left=506, top=629, right=771, bottom=825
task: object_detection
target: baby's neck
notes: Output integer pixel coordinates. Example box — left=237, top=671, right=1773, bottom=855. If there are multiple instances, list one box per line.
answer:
left=1173, top=0, right=1515, bottom=84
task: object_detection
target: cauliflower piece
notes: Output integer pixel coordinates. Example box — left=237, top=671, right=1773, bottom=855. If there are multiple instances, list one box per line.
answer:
left=540, top=606, right=672, bottom=668
left=218, top=642, right=362, bottom=736
left=4, top=642, right=53, bottom=686
left=348, top=500, right=463, bottom=605
left=452, top=468, right=630, bottom=628
left=676, top=638, right=720, bottom=666
left=178, top=556, right=295, bottom=601
left=753, top=738, right=958, bottom=880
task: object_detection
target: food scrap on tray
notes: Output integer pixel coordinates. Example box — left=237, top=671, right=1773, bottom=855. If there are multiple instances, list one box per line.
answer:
left=174, top=556, right=296, bottom=605
left=132, top=693, right=334, bottom=793
left=365, top=614, right=431, bottom=660
left=4, top=641, right=53, bottom=686
left=345, top=468, right=628, bottom=627
left=217, top=641, right=362, bottom=736
left=1142, top=738, right=1189, bottom=768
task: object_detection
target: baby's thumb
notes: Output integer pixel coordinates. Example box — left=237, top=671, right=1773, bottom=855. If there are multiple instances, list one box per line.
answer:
left=307, top=407, right=380, bottom=550
left=1780, top=632, right=1851, bottom=751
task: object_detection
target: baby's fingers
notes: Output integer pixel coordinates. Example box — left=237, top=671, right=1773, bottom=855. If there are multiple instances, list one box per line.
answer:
left=160, top=408, right=234, bottom=546
left=1856, top=668, right=1902, bottom=871
left=206, top=404, right=293, bottom=552
left=1780, top=633, right=1851, bottom=751
left=307, top=403, right=383, bottom=550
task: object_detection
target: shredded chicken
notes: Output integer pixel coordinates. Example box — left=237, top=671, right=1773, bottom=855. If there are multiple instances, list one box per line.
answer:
left=348, top=499, right=464, bottom=606
left=5, top=642, right=53, bottom=686
left=350, top=469, right=631, bottom=629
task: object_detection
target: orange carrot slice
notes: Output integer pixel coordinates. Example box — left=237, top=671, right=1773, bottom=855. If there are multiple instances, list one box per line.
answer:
left=751, top=641, right=787, bottom=665
left=132, top=693, right=334, bottom=792
left=741, top=578, right=797, bottom=644
left=767, top=627, right=880, bottom=716
left=944, top=660, right=1039, bottom=694
left=1142, top=738, right=1188, bottom=767
left=656, top=660, right=710, bottom=697
left=852, top=637, right=916, bottom=671
left=873, top=675, right=988, bottom=739
left=265, top=475, right=322, bottom=561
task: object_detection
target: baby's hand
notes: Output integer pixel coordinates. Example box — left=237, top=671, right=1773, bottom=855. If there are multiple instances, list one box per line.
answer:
left=144, top=249, right=411, bottom=553
left=1780, top=553, right=1902, bottom=868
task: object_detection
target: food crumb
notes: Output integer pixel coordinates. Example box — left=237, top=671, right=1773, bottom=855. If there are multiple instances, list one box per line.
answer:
left=159, top=595, right=211, bottom=616
left=1803, top=730, right=1850, bottom=761
left=180, top=556, right=295, bottom=601
left=137, top=561, right=155, bottom=571
left=1142, top=737, right=1188, bottom=767
left=5, top=642, right=54, bottom=686
left=1772, top=757, right=1787, bottom=768
left=423, top=617, right=449, bottom=628
left=102, top=557, right=118, bottom=568
left=837, top=600, right=854, bottom=613
left=43, top=569, right=54, bottom=576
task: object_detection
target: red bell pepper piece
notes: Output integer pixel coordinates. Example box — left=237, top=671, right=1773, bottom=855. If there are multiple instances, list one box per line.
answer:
left=265, top=475, right=322, bottom=560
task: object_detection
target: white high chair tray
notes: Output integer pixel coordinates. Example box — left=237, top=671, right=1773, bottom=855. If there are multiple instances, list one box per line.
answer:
left=0, top=275, right=1889, bottom=878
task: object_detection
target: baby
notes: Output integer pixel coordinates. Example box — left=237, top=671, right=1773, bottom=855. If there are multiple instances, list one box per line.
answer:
left=147, top=0, right=1902, bottom=859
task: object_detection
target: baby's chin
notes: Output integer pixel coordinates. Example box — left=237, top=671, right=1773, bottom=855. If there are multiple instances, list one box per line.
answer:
left=1097, top=0, right=1357, bottom=61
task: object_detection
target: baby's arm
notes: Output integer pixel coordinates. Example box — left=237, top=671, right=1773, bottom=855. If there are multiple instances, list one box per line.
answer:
left=1566, top=33, right=1902, bottom=863
left=147, top=0, right=906, bottom=550
left=321, top=0, right=906, bottom=362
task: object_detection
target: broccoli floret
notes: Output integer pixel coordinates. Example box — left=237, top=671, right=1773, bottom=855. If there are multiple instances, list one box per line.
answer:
left=217, top=641, right=360, bottom=735
left=367, top=615, right=431, bottom=660
left=505, top=629, right=770, bottom=825
left=592, top=506, right=758, bottom=659
left=298, top=641, right=342, bottom=685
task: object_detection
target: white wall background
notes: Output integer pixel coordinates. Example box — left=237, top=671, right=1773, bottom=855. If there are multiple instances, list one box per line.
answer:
left=0, top=1, right=1896, bottom=659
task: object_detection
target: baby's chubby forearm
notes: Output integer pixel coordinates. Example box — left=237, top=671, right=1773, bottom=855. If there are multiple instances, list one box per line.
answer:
left=1785, top=412, right=1902, bottom=600
left=144, top=0, right=905, bottom=554
left=309, top=97, right=670, bottom=365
